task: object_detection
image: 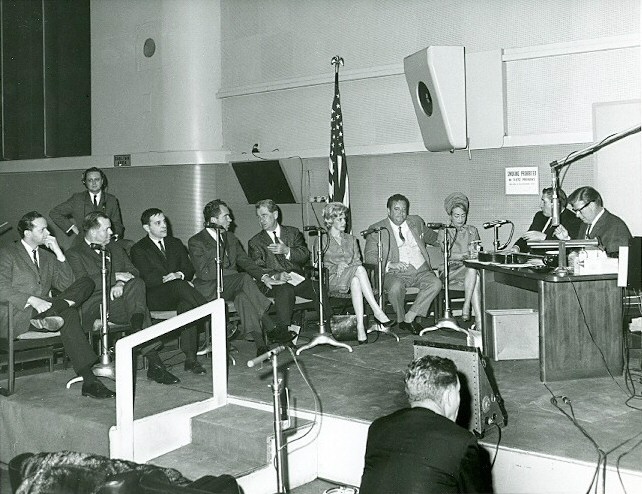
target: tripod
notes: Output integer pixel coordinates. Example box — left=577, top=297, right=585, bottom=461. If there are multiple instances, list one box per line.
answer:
left=419, top=226, right=469, bottom=338
left=366, top=228, right=399, bottom=341
left=296, top=228, right=352, bottom=355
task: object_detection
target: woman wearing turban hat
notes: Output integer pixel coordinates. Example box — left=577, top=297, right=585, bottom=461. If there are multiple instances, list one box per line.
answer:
left=438, top=193, right=482, bottom=329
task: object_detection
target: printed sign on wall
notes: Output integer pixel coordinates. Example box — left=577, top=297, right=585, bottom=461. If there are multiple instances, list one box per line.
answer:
left=505, top=167, right=539, bottom=195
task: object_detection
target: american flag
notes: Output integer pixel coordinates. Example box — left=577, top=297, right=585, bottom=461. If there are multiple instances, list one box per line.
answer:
left=328, top=71, right=351, bottom=231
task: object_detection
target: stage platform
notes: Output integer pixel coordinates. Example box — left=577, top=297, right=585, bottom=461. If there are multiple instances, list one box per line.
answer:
left=1, top=325, right=642, bottom=493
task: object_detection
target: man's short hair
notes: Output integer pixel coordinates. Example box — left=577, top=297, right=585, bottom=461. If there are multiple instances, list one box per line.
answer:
left=568, top=186, right=603, bottom=207
left=255, top=199, right=278, bottom=213
left=82, top=167, right=108, bottom=189
left=203, top=199, right=228, bottom=224
left=17, top=211, right=45, bottom=239
left=542, top=187, right=568, bottom=208
left=387, top=194, right=410, bottom=211
left=141, top=208, right=163, bottom=226
left=322, top=202, right=349, bottom=229
left=405, top=355, right=458, bottom=405
left=83, top=211, right=110, bottom=233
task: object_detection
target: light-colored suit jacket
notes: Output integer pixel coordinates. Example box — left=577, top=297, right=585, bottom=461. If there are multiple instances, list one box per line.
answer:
left=363, top=215, right=439, bottom=271
left=0, top=242, right=74, bottom=338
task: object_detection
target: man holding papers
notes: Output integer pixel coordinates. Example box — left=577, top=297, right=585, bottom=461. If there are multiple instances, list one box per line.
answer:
left=249, top=199, right=329, bottom=329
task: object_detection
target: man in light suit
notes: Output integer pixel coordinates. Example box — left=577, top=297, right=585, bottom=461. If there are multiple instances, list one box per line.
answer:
left=0, top=211, right=114, bottom=399
left=188, top=199, right=293, bottom=357
left=49, top=167, right=125, bottom=239
left=360, top=355, right=493, bottom=493
left=364, top=194, right=442, bottom=334
left=130, top=208, right=207, bottom=375
left=67, top=211, right=180, bottom=385
left=555, top=186, right=632, bottom=256
left=248, top=199, right=328, bottom=328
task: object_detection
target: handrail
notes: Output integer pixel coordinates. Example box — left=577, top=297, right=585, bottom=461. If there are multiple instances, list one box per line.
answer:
left=112, top=298, right=226, bottom=460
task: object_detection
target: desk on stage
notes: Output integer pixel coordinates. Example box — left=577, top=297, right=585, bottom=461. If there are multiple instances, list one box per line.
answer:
left=466, top=261, right=623, bottom=382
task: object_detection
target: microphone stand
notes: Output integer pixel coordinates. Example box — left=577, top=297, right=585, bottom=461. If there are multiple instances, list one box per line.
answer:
left=296, top=229, right=352, bottom=354
left=367, top=229, right=399, bottom=341
left=199, top=228, right=224, bottom=358
left=271, top=351, right=287, bottom=494
left=93, top=247, right=116, bottom=379
left=419, top=226, right=470, bottom=338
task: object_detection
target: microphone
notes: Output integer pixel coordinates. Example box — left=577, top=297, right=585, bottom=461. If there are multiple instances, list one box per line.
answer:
left=483, top=220, right=510, bottom=229
left=360, top=226, right=385, bottom=236
left=303, top=225, right=323, bottom=231
left=110, top=233, right=120, bottom=241
left=205, top=222, right=225, bottom=230
left=247, top=345, right=288, bottom=368
left=426, top=222, right=447, bottom=229
left=551, top=193, right=561, bottom=228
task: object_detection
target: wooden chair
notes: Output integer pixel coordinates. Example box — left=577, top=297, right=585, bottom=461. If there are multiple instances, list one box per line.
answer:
left=0, top=301, right=65, bottom=396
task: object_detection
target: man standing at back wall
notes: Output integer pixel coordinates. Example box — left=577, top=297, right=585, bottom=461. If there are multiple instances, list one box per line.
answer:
left=49, top=167, right=125, bottom=239
left=248, top=199, right=328, bottom=330
left=364, top=194, right=442, bottom=335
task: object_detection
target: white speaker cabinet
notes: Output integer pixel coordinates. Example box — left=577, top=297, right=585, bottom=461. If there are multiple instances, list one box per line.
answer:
left=486, top=309, right=539, bottom=361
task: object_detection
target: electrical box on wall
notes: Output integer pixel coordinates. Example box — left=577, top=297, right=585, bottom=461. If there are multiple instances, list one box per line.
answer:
left=403, top=46, right=505, bottom=152
left=114, top=154, right=131, bottom=167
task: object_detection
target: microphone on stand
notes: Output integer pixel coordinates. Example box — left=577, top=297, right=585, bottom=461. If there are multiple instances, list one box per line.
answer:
left=360, top=226, right=385, bottom=236
left=426, top=222, right=447, bottom=229
left=304, top=225, right=325, bottom=236
left=247, top=345, right=288, bottom=368
left=483, top=220, right=510, bottom=229
left=551, top=193, right=561, bottom=227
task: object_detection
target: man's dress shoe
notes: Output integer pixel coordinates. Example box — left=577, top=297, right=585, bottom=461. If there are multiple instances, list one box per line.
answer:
left=398, top=320, right=423, bottom=335
left=268, top=326, right=296, bottom=344
left=147, top=362, right=180, bottom=384
left=30, top=316, right=64, bottom=332
left=184, top=360, right=206, bottom=375
left=81, top=380, right=116, bottom=399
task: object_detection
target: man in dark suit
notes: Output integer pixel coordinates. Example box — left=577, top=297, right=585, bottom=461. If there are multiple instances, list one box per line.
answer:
left=0, top=211, right=114, bottom=399
left=513, top=187, right=581, bottom=253
left=130, top=208, right=207, bottom=375
left=188, top=199, right=293, bottom=356
left=66, top=211, right=180, bottom=385
left=248, top=199, right=327, bottom=329
left=360, top=355, right=493, bottom=494
left=555, top=186, right=632, bottom=256
left=49, top=167, right=125, bottom=239
left=363, top=194, right=442, bottom=334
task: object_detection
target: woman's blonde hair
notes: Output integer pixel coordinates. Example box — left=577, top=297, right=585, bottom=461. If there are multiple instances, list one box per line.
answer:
left=322, top=202, right=349, bottom=228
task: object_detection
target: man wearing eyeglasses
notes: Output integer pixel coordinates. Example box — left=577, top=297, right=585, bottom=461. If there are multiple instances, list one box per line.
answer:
left=554, top=186, right=631, bottom=256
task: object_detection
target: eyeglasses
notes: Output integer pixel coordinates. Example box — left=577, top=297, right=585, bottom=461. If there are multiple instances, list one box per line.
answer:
left=571, top=201, right=592, bottom=214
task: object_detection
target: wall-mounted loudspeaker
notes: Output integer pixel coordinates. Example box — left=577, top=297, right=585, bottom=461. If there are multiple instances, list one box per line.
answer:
left=414, top=340, right=506, bottom=438
left=403, top=46, right=467, bottom=152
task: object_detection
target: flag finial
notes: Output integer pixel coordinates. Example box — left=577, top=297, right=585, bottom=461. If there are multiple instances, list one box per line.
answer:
left=331, top=55, right=344, bottom=74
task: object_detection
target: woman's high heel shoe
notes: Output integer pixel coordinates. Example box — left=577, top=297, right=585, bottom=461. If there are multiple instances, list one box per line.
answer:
left=375, top=317, right=396, bottom=329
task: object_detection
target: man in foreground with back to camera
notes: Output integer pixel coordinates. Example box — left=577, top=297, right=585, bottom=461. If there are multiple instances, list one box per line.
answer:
left=360, top=355, right=493, bottom=493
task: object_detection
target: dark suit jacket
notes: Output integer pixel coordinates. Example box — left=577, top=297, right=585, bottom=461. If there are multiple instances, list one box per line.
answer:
left=577, top=209, right=632, bottom=255
left=130, top=236, right=195, bottom=290
left=363, top=215, right=439, bottom=270
left=49, top=191, right=124, bottom=238
left=66, top=237, right=139, bottom=326
left=514, top=208, right=581, bottom=253
left=188, top=228, right=267, bottom=300
left=360, top=407, right=493, bottom=494
left=247, top=225, right=310, bottom=276
left=0, top=243, right=75, bottom=338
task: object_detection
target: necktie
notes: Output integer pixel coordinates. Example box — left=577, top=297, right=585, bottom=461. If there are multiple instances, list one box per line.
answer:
left=398, top=226, right=405, bottom=242
left=158, top=240, right=166, bottom=257
left=272, top=232, right=279, bottom=244
left=93, top=194, right=98, bottom=208
left=32, top=248, right=39, bottom=270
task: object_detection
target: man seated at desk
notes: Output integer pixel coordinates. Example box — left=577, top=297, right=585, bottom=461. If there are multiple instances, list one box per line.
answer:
left=513, top=187, right=581, bottom=253
left=554, top=186, right=631, bottom=256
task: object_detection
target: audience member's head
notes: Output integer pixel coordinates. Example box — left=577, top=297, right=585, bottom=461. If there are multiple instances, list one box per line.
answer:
left=405, top=355, right=461, bottom=421
left=322, top=202, right=349, bottom=229
left=17, top=211, right=46, bottom=239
